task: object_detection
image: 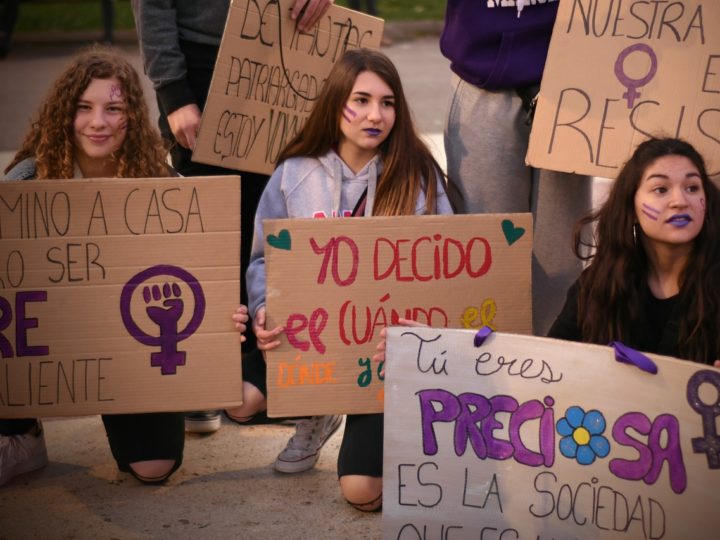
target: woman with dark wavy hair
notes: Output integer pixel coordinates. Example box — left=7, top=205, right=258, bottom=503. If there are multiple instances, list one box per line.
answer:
left=1, top=46, right=251, bottom=487
left=549, top=137, right=720, bottom=367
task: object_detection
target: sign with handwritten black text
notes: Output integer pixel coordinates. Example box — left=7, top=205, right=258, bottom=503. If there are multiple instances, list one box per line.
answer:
left=0, top=177, right=242, bottom=417
left=264, top=214, right=532, bottom=416
left=528, top=0, right=720, bottom=178
left=193, top=0, right=384, bottom=175
left=383, top=328, right=720, bottom=539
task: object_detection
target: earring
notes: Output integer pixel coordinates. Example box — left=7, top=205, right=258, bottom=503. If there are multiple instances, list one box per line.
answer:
left=633, top=223, right=638, bottom=245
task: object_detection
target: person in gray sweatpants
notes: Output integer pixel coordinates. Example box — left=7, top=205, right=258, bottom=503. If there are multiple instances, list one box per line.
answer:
left=441, top=0, right=591, bottom=336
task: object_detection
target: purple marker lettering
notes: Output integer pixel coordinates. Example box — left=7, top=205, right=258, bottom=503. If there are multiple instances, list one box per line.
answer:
left=110, top=84, right=123, bottom=101
left=614, top=44, right=657, bottom=108
left=455, top=392, right=491, bottom=458
left=610, top=412, right=652, bottom=481
left=610, top=412, right=687, bottom=494
left=483, top=395, right=517, bottom=460
left=417, top=388, right=462, bottom=456
left=509, top=399, right=545, bottom=466
left=687, top=369, right=720, bottom=469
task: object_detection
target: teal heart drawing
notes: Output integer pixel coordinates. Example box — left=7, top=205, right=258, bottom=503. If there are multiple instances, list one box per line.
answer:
left=267, top=229, right=291, bottom=250
left=501, top=219, right=525, bottom=246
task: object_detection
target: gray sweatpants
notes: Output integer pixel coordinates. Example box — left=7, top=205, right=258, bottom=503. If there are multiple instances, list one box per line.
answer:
left=444, top=74, right=591, bottom=336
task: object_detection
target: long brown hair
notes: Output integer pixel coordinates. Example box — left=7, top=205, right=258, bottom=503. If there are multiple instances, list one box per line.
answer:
left=277, top=48, right=444, bottom=216
left=5, top=45, right=169, bottom=179
left=573, top=137, right=720, bottom=363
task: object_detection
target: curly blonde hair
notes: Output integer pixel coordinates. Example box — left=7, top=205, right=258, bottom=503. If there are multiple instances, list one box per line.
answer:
left=5, top=45, right=170, bottom=179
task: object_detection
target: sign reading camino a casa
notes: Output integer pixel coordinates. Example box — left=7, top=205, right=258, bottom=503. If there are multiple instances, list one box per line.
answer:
left=0, top=177, right=243, bottom=417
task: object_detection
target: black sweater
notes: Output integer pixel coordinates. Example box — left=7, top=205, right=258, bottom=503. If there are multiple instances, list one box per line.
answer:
left=547, top=279, right=687, bottom=361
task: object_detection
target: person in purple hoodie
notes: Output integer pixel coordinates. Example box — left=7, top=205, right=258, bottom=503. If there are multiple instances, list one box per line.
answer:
left=440, top=0, right=591, bottom=336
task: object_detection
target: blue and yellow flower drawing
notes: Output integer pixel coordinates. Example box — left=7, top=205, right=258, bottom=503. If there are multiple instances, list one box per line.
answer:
left=556, top=406, right=611, bottom=465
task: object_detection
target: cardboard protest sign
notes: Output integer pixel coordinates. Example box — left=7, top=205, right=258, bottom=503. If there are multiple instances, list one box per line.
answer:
left=527, top=0, right=720, bottom=178
left=383, top=327, right=720, bottom=539
left=0, top=176, right=242, bottom=417
left=263, top=214, right=532, bottom=416
left=193, top=0, right=384, bottom=175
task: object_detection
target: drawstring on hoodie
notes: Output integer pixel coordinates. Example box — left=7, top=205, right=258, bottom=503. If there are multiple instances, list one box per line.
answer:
left=517, top=0, right=525, bottom=18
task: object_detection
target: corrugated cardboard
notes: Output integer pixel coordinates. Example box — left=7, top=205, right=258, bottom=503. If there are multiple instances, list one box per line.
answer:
left=193, top=0, right=384, bottom=175
left=528, top=0, right=720, bottom=178
left=264, top=214, right=532, bottom=416
left=0, top=176, right=242, bottom=417
left=383, top=327, right=720, bottom=539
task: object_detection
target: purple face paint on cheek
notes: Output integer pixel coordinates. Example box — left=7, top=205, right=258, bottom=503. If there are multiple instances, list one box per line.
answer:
left=641, top=209, right=659, bottom=220
left=640, top=202, right=660, bottom=221
left=642, top=202, right=660, bottom=215
left=110, top=84, right=123, bottom=101
left=342, top=105, right=357, bottom=123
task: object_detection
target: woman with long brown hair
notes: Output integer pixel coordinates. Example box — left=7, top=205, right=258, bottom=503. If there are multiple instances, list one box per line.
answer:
left=549, top=137, right=720, bottom=366
left=243, top=48, right=453, bottom=511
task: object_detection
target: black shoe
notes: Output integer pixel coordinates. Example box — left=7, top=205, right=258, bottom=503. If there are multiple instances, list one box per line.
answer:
left=184, top=410, right=221, bottom=433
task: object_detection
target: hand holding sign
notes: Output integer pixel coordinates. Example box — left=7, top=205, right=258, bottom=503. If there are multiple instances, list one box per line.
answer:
left=372, top=318, right=427, bottom=376
left=231, top=304, right=250, bottom=343
left=253, top=306, right=285, bottom=352
left=167, top=104, right=202, bottom=150
left=193, top=0, right=384, bottom=174
left=291, top=0, right=333, bottom=31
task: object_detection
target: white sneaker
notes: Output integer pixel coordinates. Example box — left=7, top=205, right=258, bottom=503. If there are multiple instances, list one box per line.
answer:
left=274, top=415, right=342, bottom=474
left=184, top=411, right=222, bottom=434
left=0, top=422, right=49, bottom=486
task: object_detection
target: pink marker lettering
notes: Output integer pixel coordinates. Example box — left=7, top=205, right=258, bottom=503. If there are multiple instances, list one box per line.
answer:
left=284, top=308, right=328, bottom=354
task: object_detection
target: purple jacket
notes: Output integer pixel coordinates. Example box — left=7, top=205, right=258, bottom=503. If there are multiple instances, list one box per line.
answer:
left=440, top=0, right=559, bottom=89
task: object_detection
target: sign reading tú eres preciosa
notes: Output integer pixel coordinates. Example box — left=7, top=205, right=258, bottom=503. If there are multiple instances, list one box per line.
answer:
left=383, top=328, right=720, bottom=539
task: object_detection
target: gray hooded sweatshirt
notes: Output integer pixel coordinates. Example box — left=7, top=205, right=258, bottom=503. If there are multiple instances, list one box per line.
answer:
left=246, top=149, right=453, bottom=318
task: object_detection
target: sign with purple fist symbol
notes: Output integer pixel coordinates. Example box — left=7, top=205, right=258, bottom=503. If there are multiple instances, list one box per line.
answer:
left=121, top=265, right=206, bottom=375
left=528, top=0, right=720, bottom=179
left=0, top=176, right=242, bottom=417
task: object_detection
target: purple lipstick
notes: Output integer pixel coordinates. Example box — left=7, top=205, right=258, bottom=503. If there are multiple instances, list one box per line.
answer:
left=667, top=214, right=692, bottom=227
left=364, top=128, right=381, bottom=136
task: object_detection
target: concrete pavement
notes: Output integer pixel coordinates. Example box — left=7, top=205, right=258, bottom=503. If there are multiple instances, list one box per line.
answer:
left=0, top=27, right=450, bottom=540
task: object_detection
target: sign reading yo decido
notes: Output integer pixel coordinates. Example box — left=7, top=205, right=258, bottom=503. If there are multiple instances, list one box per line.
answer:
left=264, top=214, right=532, bottom=417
